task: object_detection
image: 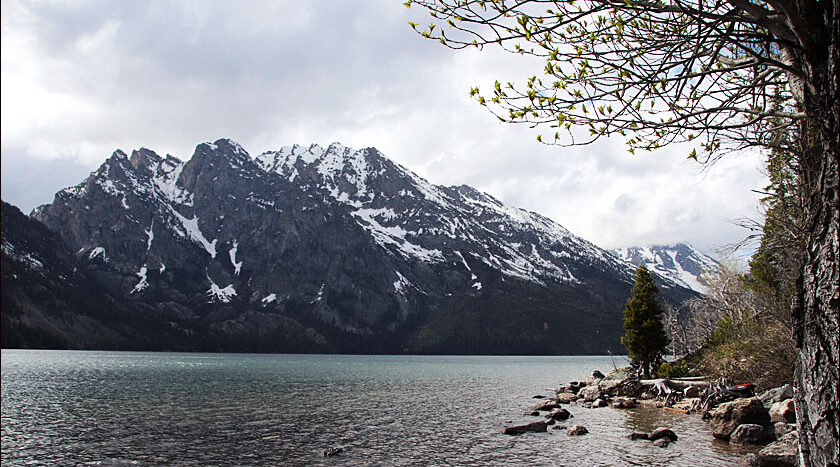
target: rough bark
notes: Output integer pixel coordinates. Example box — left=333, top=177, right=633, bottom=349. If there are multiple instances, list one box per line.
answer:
left=792, top=0, right=840, bottom=463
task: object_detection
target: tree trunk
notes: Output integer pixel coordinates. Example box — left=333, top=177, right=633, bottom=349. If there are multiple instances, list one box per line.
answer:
left=793, top=6, right=840, bottom=463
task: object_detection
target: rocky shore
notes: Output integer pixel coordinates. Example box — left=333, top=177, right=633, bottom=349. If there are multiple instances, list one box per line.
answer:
left=503, top=367, right=799, bottom=466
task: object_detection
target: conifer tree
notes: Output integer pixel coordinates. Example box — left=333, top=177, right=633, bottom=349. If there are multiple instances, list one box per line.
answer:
left=621, top=265, right=669, bottom=379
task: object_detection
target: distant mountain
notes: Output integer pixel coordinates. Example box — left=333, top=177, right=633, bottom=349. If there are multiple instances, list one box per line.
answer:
left=5, top=139, right=698, bottom=353
left=611, top=243, right=719, bottom=293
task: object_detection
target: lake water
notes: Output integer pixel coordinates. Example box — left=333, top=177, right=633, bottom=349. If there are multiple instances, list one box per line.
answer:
left=1, top=350, right=756, bottom=466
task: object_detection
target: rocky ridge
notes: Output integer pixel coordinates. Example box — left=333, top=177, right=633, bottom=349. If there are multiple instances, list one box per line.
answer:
left=8, top=138, right=699, bottom=353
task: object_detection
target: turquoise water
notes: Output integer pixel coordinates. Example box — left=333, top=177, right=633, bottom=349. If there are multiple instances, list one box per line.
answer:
left=1, top=350, right=753, bottom=466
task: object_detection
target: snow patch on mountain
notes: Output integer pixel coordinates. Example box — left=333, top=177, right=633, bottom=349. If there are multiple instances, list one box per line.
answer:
left=207, top=275, right=236, bottom=303
left=170, top=209, right=217, bottom=258
left=131, top=265, right=149, bottom=294
left=229, top=241, right=243, bottom=275
left=2, top=240, right=45, bottom=270
left=89, top=247, right=106, bottom=261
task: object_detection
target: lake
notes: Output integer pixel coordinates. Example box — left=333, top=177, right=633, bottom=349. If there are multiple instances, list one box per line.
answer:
left=1, top=350, right=755, bottom=466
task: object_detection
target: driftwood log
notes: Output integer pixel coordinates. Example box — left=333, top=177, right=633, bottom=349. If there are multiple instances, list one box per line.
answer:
left=639, top=378, right=711, bottom=397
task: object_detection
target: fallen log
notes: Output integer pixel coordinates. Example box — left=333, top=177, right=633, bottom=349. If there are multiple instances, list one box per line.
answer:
left=639, top=378, right=711, bottom=389
left=639, top=378, right=711, bottom=397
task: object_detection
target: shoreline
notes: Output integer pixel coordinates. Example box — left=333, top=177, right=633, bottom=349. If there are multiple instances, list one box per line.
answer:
left=505, top=367, right=799, bottom=466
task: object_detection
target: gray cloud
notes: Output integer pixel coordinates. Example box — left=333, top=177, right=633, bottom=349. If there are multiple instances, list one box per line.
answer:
left=0, top=0, right=767, bottom=258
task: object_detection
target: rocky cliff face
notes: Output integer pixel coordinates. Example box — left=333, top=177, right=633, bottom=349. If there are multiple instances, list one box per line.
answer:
left=22, top=138, right=698, bottom=353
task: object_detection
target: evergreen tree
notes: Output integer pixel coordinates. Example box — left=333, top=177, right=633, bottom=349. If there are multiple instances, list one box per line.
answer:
left=621, top=265, right=669, bottom=378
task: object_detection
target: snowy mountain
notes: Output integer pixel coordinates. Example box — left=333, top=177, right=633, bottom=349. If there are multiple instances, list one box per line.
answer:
left=611, top=244, right=719, bottom=293
left=13, top=139, right=698, bottom=353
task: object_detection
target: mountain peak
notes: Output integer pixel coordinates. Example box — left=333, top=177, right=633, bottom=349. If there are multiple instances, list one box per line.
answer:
left=612, top=243, right=718, bottom=293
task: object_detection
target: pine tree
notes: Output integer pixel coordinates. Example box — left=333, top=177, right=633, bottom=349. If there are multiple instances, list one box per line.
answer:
left=621, top=265, right=669, bottom=379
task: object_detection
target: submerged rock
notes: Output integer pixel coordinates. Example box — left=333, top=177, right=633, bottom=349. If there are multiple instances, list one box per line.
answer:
left=503, top=420, right=549, bottom=435
left=611, top=397, right=638, bottom=409
left=652, top=438, right=671, bottom=448
left=545, top=408, right=572, bottom=421
left=567, top=425, right=589, bottom=436
left=533, top=399, right=562, bottom=411
left=627, top=432, right=649, bottom=440
left=649, top=428, right=678, bottom=442
left=323, top=447, right=344, bottom=457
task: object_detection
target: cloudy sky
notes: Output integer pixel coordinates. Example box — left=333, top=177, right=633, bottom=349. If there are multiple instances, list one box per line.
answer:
left=1, top=0, right=767, bottom=258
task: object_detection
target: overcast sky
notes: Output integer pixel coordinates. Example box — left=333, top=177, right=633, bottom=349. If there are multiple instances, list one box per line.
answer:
left=0, top=0, right=767, bottom=258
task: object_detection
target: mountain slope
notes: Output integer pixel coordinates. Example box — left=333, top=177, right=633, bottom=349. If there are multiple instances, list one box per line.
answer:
left=1, top=200, right=173, bottom=349
left=22, top=139, right=698, bottom=353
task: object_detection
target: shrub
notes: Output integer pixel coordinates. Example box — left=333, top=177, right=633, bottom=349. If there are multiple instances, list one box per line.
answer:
left=657, top=359, right=691, bottom=379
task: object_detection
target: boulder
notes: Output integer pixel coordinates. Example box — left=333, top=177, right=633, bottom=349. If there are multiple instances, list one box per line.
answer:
left=755, top=431, right=798, bottom=466
left=555, top=392, right=578, bottom=403
left=649, top=428, right=678, bottom=442
left=773, top=422, right=797, bottom=439
left=578, top=385, right=603, bottom=402
left=758, top=384, right=793, bottom=409
left=595, top=368, right=639, bottom=397
left=710, top=397, right=771, bottom=440
left=503, top=420, right=549, bottom=435
left=545, top=408, right=572, bottom=421
left=533, top=399, right=562, bottom=411
left=529, top=411, right=541, bottom=416
left=627, top=432, right=649, bottom=440
left=611, top=397, right=638, bottom=409
left=592, top=398, right=608, bottom=408
left=730, top=424, right=773, bottom=445
left=567, top=425, right=589, bottom=436
left=598, top=377, right=627, bottom=395
left=769, top=399, right=796, bottom=424
left=586, top=370, right=605, bottom=384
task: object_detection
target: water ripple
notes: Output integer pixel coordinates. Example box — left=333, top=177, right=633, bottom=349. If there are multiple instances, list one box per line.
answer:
left=2, top=351, right=756, bottom=466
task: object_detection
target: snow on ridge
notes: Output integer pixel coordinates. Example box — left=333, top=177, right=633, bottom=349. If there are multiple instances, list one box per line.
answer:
left=352, top=207, right=445, bottom=263
left=152, top=157, right=193, bottom=206
left=611, top=244, right=717, bottom=293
